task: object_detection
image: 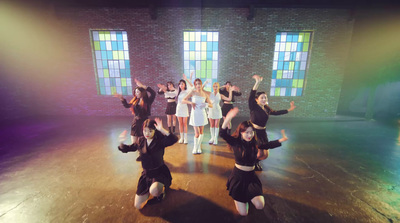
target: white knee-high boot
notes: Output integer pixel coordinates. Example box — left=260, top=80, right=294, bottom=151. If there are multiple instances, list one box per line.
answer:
left=184, top=133, right=188, bottom=144
left=213, top=127, right=219, bottom=145
left=197, top=134, right=203, bottom=154
left=179, top=133, right=184, bottom=144
left=192, top=136, right=198, bottom=154
left=209, top=127, right=215, bottom=144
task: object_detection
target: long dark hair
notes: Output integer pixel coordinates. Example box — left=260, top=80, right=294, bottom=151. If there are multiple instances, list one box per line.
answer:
left=142, top=119, right=163, bottom=140
left=255, top=91, right=273, bottom=112
left=176, top=79, right=187, bottom=100
left=166, top=81, right=175, bottom=91
left=229, top=121, right=258, bottom=158
left=129, top=87, right=149, bottom=115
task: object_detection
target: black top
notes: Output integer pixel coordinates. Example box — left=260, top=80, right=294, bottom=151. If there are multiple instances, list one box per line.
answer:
left=249, top=90, right=288, bottom=127
left=118, top=133, right=178, bottom=170
left=121, top=87, right=156, bottom=118
left=219, top=88, right=242, bottom=103
left=219, top=128, right=281, bottom=166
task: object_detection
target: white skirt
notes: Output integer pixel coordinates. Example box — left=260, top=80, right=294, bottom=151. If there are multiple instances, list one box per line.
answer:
left=207, top=105, right=222, bottom=119
left=176, top=103, right=189, bottom=117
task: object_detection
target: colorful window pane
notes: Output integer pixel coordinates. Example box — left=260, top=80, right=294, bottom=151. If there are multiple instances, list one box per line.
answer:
left=271, top=31, right=312, bottom=96
left=90, top=30, right=132, bottom=95
left=183, top=31, right=219, bottom=92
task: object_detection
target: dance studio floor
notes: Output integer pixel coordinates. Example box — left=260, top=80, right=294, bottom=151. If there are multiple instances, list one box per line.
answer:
left=0, top=115, right=399, bottom=223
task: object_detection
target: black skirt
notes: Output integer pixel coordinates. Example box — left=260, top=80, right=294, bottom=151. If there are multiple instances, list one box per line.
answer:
left=136, top=164, right=172, bottom=195
left=226, top=166, right=262, bottom=203
left=221, top=104, right=234, bottom=117
left=165, top=101, right=177, bottom=115
left=131, top=116, right=147, bottom=136
left=255, top=128, right=269, bottom=150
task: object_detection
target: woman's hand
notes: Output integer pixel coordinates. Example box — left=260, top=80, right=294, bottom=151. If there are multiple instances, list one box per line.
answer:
left=113, top=93, right=123, bottom=100
left=252, top=74, right=263, bottom=82
left=288, top=101, right=296, bottom=112
left=154, top=118, right=163, bottom=131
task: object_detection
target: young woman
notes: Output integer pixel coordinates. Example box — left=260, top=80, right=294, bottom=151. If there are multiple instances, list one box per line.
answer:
left=219, top=81, right=242, bottom=134
left=157, top=81, right=178, bottom=133
left=114, top=79, right=156, bottom=146
left=250, top=74, right=296, bottom=171
left=204, top=82, right=233, bottom=145
left=118, top=118, right=178, bottom=209
left=175, top=73, right=194, bottom=144
left=220, top=107, right=288, bottom=216
left=182, top=78, right=212, bottom=154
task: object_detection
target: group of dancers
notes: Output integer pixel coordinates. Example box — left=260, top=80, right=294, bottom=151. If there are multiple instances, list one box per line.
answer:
left=114, top=74, right=296, bottom=215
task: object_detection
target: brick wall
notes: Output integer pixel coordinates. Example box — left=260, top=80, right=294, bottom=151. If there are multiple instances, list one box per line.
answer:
left=0, top=6, right=353, bottom=120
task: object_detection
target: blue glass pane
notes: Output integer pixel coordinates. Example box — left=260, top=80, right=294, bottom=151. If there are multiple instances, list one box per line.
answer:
left=117, top=33, right=123, bottom=41
left=290, top=52, right=296, bottom=61
left=286, top=87, right=292, bottom=96
left=189, top=42, right=195, bottom=51
left=295, top=62, right=300, bottom=70
left=100, top=41, right=106, bottom=50
left=99, top=78, right=104, bottom=86
left=294, top=71, right=299, bottom=79
left=272, top=70, right=277, bottom=79
left=112, top=41, right=118, bottom=50
left=190, top=61, right=195, bottom=70
left=276, top=79, right=282, bottom=87
left=207, top=52, right=212, bottom=60
left=125, top=60, right=130, bottom=69
left=102, top=60, right=108, bottom=68
left=292, top=34, right=298, bottom=42
left=284, top=62, right=289, bottom=70
left=126, top=68, right=130, bottom=76
left=106, top=51, right=112, bottom=59
left=299, top=71, right=305, bottom=79
left=276, top=34, right=281, bottom=42
left=297, top=43, right=303, bottom=51
left=101, top=51, right=107, bottom=59
left=118, top=42, right=124, bottom=50
left=122, top=87, right=127, bottom=95
left=287, top=35, right=292, bottom=42
left=282, top=79, right=287, bottom=87
left=288, top=79, right=293, bottom=87
left=120, top=69, right=126, bottom=77
left=207, top=42, right=213, bottom=51
left=279, top=52, right=285, bottom=61
left=201, top=34, right=207, bottom=41
left=100, top=87, right=105, bottom=95
left=278, top=62, right=284, bottom=69
left=213, top=42, right=218, bottom=50
left=297, top=88, right=303, bottom=96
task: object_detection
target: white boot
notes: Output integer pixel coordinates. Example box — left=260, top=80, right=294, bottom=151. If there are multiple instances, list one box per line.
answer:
left=192, top=136, right=198, bottom=154
left=213, top=127, right=219, bottom=145
left=197, top=134, right=203, bottom=154
left=183, top=133, right=188, bottom=144
left=208, top=127, right=215, bottom=144
left=178, top=133, right=184, bottom=144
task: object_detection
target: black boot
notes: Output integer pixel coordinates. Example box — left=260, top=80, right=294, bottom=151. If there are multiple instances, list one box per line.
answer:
left=168, top=127, right=172, bottom=133
left=227, top=128, right=231, bottom=135
left=172, top=126, right=175, bottom=133
left=254, top=159, right=263, bottom=171
left=136, top=155, right=142, bottom=162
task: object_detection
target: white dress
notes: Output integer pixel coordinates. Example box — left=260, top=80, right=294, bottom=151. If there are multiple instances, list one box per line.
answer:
left=207, top=92, right=222, bottom=119
left=189, top=95, right=208, bottom=126
left=175, top=89, right=190, bottom=117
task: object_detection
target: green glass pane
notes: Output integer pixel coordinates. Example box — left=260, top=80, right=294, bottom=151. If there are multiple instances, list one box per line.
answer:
left=298, top=79, right=304, bottom=88
left=289, top=62, right=294, bottom=70
left=119, top=51, right=124, bottom=59
left=121, top=78, right=126, bottom=86
left=94, top=41, right=100, bottom=50
left=292, top=79, right=298, bottom=87
left=207, top=60, right=212, bottom=69
left=111, top=87, right=116, bottom=95
left=304, top=33, right=310, bottom=42
left=113, top=51, right=119, bottom=59
left=201, top=69, right=206, bottom=78
left=207, top=71, right=212, bottom=78
left=103, top=69, right=109, bottom=77
left=285, top=42, right=291, bottom=51
left=303, top=43, right=309, bottom=52
left=298, top=33, right=304, bottom=42
left=183, top=32, right=189, bottom=41
left=275, top=88, right=280, bottom=96
left=277, top=70, right=282, bottom=79
left=201, top=61, right=206, bottom=68
left=190, top=52, right=195, bottom=60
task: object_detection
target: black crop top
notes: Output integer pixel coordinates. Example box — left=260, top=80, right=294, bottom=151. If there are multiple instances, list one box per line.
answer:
left=219, top=88, right=242, bottom=103
left=248, top=90, right=288, bottom=127
left=219, top=128, right=281, bottom=166
left=118, top=133, right=178, bottom=170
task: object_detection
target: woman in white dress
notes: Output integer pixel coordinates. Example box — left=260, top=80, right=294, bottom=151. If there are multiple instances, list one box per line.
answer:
left=205, top=82, right=237, bottom=145
left=182, top=78, right=212, bottom=154
left=175, top=74, right=194, bottom=144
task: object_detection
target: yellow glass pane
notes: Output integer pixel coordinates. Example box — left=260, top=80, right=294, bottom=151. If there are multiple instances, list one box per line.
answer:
left=99, top=33, right=105, bottom=41
left=304, top=33, right=310, bottom=42
left=285, top=43, right=291, bottom=51
left=201, top=52, right=207, bottom=60
left=121, top=78, right=126, bottom=86
left=105, top=32, right=111, bottom=40
left=201, top=42, right=207, bottom=51
left=289, top=62, right=294, bottom=70
left=190, top=52, right=195, bottom=60
left=113, top=51, right=119, bottom=59
left=298, top=33, right=304, bottom=42
left=183, top=32, right=189, bottom=41
left=189, top=32, right=195, bottom=41
left=201, top=61, right=206, bottom=68
left=119, top=51, right=124, bottom=59
left=111, top=87, right=116, bottom=95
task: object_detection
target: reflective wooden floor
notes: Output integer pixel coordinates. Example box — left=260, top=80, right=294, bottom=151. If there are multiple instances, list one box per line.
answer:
left=0, top=116, right=399, bottom=223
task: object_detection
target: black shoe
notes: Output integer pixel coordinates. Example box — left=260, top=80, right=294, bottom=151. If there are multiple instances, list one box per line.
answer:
left=254, top=160, right=263, bottom=171
left=136, top=156, right=142, bottom=162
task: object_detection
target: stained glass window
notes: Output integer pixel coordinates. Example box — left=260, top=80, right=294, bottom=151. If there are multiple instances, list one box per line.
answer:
left=90, top=30, right=132, bottom=95
left=271, top=31, right=312, bottom=96
left=183, top=31, right=219, bottom=92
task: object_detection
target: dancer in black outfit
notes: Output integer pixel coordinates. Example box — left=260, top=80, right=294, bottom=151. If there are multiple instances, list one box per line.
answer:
left=220, top=107, right=288, bottom=216
left=249, top=75, right=296, bottom=171
left=157, top=81, right=178, bottom=133
left=114, top=79, right=156, bottom=161
left=219, top=81, right=241, bottom=134
left=118, top=118, right=178, bottom=209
